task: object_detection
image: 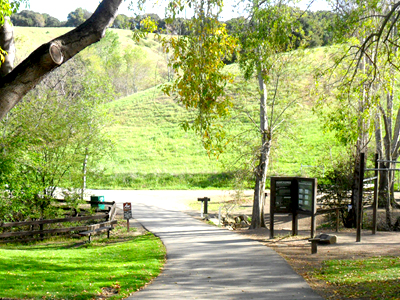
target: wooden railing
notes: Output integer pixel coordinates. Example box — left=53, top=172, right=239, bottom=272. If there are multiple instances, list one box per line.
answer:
left=0, top=200, right=117, bottom=243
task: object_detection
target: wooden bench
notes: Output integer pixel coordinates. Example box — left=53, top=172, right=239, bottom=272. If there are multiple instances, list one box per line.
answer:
left=79, top=220, right=118, bottom=243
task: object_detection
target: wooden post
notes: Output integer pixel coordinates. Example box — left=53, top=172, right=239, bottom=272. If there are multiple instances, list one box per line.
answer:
left=127, top=219, right=130, bottom=232
left=292, top=212, right=298, bottom=236
left=311, top=239, right=319, bottom=254
left=311, top=178, right=317, bottom=239
left=311, top=212, right=316, bottom=239
left=336, top=208, right=340, bottom=232
left=270, top=178, right=275, bottom=239
left=356, top=152, right=365, bottom=242
left=372, top=153, right=379, bottom=234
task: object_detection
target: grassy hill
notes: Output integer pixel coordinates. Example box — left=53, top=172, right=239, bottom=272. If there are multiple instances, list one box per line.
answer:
left=13, top=27, right=166, bottom=72
left=13, top=27, right=344, bottom=190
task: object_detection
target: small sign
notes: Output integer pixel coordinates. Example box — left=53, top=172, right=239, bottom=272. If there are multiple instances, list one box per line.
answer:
left=123, top=202, right=132, bottom=220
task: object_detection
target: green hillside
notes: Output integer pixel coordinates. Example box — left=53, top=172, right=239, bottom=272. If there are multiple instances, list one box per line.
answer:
left=13, top=27, right=344, bottom=189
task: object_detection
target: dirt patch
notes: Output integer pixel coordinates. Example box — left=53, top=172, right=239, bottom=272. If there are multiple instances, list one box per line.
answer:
left=235, top=226, right=400, bottom=299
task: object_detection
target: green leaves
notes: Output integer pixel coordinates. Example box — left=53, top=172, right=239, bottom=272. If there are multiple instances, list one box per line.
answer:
left=160, top=1, right=237, bottom=155
left=0, top=0, right=28, bottom=24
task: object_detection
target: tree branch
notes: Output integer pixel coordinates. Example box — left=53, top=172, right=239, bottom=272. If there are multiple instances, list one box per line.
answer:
left=0, top=0, right=123, bottom=120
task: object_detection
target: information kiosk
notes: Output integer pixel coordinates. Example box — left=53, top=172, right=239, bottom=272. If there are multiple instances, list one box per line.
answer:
left=270, top=177, right=317, bottom=239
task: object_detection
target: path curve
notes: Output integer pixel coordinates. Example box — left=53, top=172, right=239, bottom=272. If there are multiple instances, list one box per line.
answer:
left=91, top=190, right=323, bottom=300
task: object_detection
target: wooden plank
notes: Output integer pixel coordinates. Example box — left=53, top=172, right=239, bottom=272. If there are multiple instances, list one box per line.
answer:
left=87, top=220, right=117, bottom=231
left=0, top=214, right=107, bottom=228
left=108, top=203, right=117, bottom=221
left=79, top=227, right=113, bottom=236
left=85, top=200, right=115, bottom=205
left=0, top=236, right=49, bottom=244
left=316, top=206, right=347, bottom=215
left=0, top=226, right=89, bottom=238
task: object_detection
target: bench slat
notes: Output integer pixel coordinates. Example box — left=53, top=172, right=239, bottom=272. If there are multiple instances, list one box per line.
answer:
left=79, top=227, right=113, bottom=236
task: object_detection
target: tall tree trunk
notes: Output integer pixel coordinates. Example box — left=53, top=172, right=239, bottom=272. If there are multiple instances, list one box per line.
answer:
left=250, top=68, right=270, bottom=229
left=0, top=0, right=123, bottom=120
left=347, top=53, right=370, bottom=228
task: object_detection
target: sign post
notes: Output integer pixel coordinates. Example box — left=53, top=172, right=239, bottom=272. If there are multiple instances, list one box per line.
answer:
left=198, top=197, right=211, bottom=218
left=123, top=202, right=132, bottom=232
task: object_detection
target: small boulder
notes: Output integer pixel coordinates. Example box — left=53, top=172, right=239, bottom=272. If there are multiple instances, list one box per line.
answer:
left=315, top=233, right=337, bottom=244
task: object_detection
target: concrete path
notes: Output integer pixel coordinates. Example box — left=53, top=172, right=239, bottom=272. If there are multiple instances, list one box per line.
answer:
left=91, top=190, right=323, bottom=299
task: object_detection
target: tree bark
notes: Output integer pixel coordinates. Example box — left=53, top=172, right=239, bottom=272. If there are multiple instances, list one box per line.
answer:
left=0, top=17, right=15, bottom=77
left=0, top=0, right=123, bottom=120
left=250, top=67, right=270, bottom=229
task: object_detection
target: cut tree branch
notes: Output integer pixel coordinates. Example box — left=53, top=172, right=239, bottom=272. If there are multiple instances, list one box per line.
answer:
left=0, top=0, right=123, bottom=120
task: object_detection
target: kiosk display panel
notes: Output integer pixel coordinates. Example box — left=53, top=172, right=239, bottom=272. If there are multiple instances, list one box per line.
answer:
left=274, top=179, right=293, bottom=213
left=298, top=179, right=314, bottom=212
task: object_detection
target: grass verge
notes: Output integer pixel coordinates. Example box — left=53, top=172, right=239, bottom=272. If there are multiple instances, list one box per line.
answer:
left=89, top=172, right=252, bottom=190
left=0, top=223, right=165, bottom=300
left=314, top=256, right=400, bottom=299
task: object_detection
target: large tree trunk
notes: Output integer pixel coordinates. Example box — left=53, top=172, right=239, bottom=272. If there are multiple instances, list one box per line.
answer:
left=0, top=0, right=123, bottom=120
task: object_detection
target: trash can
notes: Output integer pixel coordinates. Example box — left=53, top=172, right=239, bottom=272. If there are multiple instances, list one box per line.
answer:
left=91, top=195, right=105, bottom=210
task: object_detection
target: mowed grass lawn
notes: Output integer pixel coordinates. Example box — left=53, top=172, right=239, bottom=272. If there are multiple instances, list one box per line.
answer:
left=315, top=256, right=400, bottom=299
left=0, top=232, right=165, bottom=300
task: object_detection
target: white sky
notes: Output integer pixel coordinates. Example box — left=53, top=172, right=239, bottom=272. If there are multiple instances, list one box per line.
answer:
left=22, top=0, right=330, bottom=22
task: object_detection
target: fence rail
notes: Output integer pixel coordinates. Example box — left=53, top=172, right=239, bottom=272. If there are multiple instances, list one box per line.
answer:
left=0, top=200, right=117, bottom=243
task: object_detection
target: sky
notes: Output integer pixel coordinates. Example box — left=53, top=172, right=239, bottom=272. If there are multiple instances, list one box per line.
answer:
left=23, top=0, right=330, bottom=22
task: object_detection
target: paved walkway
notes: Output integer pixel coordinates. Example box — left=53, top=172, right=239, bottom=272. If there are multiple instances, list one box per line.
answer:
left=91, top=190, right=323, bottom=299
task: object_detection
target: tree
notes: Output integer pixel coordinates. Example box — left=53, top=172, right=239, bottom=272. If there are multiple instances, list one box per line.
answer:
left=314, top=41, right=375, bottom=227
left=43, top=13, right=61, bottom=27
left=11, top=10, right=45, bottom=27
left=65, top=8, right=92, bottom=27
left=0, top=0, right=124, bottom=120
left=322, top=0, right=400, bottom=229
left=0, top=54, right=114, bottom=222
left=160, top=0, right=237, bottom=154
left=112, top=14, right=132, bottom=29
left=234, top=0, right=305, bottom=229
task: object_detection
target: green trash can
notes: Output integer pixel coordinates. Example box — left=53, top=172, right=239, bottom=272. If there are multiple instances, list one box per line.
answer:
left=91, top=195, right=105, bottom=210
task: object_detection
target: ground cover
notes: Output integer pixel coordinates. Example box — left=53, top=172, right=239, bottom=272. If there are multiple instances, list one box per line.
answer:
left=0, top=220, right=166, bottom=300
left=315, top=256, right=400, bottom=299
left=96, top=83, right=342, bottom=189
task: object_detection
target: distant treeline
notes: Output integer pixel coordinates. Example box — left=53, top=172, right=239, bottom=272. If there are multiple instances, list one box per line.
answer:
left=11, top=8, right=334, bottom=47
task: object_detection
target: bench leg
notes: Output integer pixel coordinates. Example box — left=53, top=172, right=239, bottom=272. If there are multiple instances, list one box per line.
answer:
left=311, top=240, right=318, bottom=254
left=107, top=230, right=110, bottom=239
left=88, top=234, right=92, bottom=243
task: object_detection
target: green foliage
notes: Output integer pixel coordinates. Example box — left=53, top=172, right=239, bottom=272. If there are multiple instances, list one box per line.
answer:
left=11, top=10, right=61, bottom=27
left=0, top=232, right=165, bottom=300
left=160, top=0, right=237, bottom=154
left=65, top=7, right=92, bottom=27
left=85, top=30, right=164, bottom=96
left=237, top=0, right=305, bottom=81
left=0, top=54, right=115, bottom=221
left=298, top=10, right=335, bottom=48
left=0, top=0, right=28, bottom=24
